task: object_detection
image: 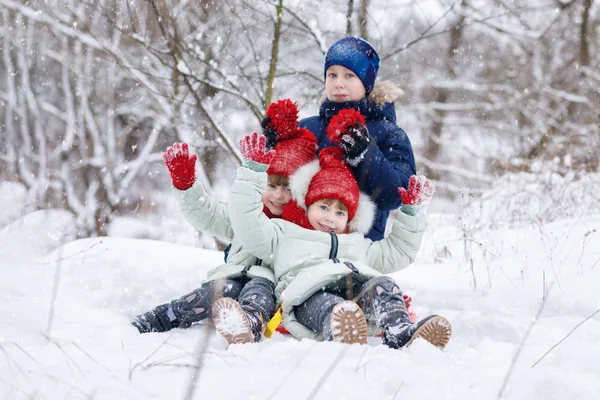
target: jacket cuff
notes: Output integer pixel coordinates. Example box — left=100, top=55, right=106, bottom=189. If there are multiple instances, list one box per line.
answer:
left=235, top=166, right=268, bottom=185
left=242, top=158, right=269, bottom=172
left=172, top=180, right=206, bottom=202
left=394, top=209, right=426, bottom=233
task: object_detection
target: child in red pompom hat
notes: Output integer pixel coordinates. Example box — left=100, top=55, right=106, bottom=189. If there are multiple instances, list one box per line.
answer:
left=132, top=99, right=315, bottom=346
left=282, top=146, right=364, bottom=234
left=230, top=130, right=452, bottom=351
left=241, top=99, right=318, bottom=217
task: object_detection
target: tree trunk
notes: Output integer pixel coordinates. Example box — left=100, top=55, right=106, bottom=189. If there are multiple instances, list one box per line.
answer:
left=423, top=5, right=465, bottom=181
left=359, top=0, right=369, bottom=40
left=346, top=0, right=354, bottom=36
left=264, top=0, right=284, bottom=110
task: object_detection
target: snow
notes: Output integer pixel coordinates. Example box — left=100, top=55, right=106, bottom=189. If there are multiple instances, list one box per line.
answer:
left=2, top=194, right=600, bottom=399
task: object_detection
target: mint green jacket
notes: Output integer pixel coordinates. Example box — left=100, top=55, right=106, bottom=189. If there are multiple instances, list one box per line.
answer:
left=229, top=168, right=426, bottom=340
left=173, top=182, right=275, bottom=283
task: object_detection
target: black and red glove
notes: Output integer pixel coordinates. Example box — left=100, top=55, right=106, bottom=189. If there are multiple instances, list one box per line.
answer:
left=341, top=123, right=371, bottom=163
left=260, top=116, right=278, bottom=151
left=327, top=108, right=371, bottom=165
left=163, top=142, right=197, bottom=190
left=398, top=175, right=435, bottom=216
left=261, top=99, right=300, bottom=150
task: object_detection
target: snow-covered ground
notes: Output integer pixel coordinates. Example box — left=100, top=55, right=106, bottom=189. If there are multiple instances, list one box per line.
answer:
left=1, top=182, right=600, bottom=399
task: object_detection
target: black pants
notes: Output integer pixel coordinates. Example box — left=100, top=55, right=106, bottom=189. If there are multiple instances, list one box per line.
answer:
left=170, top=276, right=276, bottom=328
left=294, top=276, right=409, bottom=339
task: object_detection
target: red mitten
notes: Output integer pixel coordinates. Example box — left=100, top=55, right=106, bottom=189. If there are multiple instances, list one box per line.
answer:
left=239, top=132, right=276, bottom=166
left=163, top=142, right=197, bottom=190
left=398, top=175, right=435, bottom=216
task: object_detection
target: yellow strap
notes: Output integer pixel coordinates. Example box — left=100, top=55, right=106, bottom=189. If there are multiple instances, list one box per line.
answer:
left=264, top=306, right=283, bottom=338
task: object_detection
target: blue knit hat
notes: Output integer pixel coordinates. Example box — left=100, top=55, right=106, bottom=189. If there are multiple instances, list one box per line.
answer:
left=324, top=37, right=381, bottom=94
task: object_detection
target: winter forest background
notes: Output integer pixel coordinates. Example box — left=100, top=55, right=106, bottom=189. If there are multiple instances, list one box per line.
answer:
left=2, top=0, right=599, bottom=242
left=1, top=1, right=600, bottom=399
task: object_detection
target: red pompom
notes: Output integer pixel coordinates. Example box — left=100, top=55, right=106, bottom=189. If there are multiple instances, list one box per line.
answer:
left=326, top=109, right=366, bottom=143
left=265, top=99, right=299, bottom=140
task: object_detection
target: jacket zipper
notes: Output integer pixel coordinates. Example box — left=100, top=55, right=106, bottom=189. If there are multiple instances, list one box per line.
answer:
left=329, top=232, right=339, bottom=263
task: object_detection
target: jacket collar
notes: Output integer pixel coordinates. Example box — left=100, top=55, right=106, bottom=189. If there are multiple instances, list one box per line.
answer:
left=319, top=97, right=396, bottom=123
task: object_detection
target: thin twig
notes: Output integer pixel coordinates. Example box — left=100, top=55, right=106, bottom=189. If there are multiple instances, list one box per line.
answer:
left=382, top=1, right=459, bottom=61
left=129, top=333, right=174, bottom=379
left=71, top=341, right=119, bottom=378
left=12, top=342, right=43, bottom=366
left=306, top=346, right=350, bottom=400
left=46, top=338, right=85, bottom=377
left=182, top=323, right=213, bottom=400
left=0, top=343, right=28, bottom=379
left=392, top=381, right=405, bottom=400
left=45, top=233, right=66, bottom=340
left=496, top=283, right=554, bottom=400
left=266, top=342, right=317, bottom=400
left=531, top=308, right=600, bottom=368
left=353, top=346, right=369, bottom=372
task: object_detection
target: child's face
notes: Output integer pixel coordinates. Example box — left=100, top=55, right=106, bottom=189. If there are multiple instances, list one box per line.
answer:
left=262, top=183, right=292, bottom=216
left=307, top=199, right=349, bottom=234
left=325, top=65, right=366, bottom=102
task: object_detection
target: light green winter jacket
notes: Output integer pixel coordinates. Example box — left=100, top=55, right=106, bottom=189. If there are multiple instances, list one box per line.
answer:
left=173, top=181, right=275, bottom=283
left=229, top=167, right=426, bottom=340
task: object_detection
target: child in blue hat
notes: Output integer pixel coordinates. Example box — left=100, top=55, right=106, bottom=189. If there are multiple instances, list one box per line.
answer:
left=262, top=37, right=416, bottom=242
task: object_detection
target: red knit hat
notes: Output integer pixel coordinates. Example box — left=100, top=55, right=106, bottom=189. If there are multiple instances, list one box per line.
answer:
left=265, top=99, right=317, bottom=178
left=305, top=147, right=360, bottom=222
left=284, top=146, right=376, bottom=234
left=267, top=127, right=317, bottom=178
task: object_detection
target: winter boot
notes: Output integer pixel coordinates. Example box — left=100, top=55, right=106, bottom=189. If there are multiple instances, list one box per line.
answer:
left=132, top=304, right=178, bottom=333
left=383, top=315, right=452, bottom=350
left=355, top=276, right=452, bottom=350
left=328, top=301, right=368, bottom=345
left=212, top=298, right=264, bottom=345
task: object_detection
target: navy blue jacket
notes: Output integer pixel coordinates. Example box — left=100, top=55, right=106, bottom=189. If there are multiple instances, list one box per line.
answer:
left=299, top=97, right=416, bottom=241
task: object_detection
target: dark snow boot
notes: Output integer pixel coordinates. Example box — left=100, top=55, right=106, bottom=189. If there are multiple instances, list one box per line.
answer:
left=383, top=315, right=452, bottom=350
left=132, top=279, right=244, bottom=334
left=132, top=304, right=177, bottom=333
left=212, top=298, right=264, bottom=344
left=356, top=276, right=452, bottom=349
left=328, top=300, right=368, bottom=345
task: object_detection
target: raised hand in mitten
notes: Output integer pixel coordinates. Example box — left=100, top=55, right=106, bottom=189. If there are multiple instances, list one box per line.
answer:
left=326, top=109, right=371, bottom=166
left=163, top=142, right=197, bottom=190
left=261, top=99, right=300, bottom=150
left=239, top=132, right=276, bottom=172
left=398, top=175, right=435, bottom=216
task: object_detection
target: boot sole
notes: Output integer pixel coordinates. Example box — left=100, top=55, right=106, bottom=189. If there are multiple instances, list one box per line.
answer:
left=330, top=301, right=368, bottom=345
left=406, top=316, right=452, bottom=350
left=212, top=298, right=255, bottom=345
